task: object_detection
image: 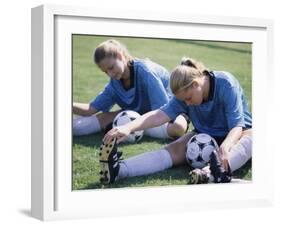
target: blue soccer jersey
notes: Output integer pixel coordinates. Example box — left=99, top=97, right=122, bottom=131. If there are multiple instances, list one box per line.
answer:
left=160, top=71, right=252, bottom=137
left=90, top=59, right=172, bottom=114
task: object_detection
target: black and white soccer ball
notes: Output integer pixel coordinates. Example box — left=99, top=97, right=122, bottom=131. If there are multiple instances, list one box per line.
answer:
left=186, top=133, right=219, bottom=169
left=112, top=110, right=144, bottom=143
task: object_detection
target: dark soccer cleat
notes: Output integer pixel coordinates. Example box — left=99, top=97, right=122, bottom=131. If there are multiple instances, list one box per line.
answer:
left=188, top=168, right=210, bottom=184
left=209, top=151, right=232, bottom=183
left=99, top=138, right=122, bottom=184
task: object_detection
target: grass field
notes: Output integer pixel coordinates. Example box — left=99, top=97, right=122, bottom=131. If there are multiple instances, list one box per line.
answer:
left=72, top=35, right=252, bottom=190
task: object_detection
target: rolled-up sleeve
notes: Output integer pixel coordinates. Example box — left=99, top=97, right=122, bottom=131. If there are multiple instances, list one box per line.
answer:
left=160, top=97, right=187, bottom=121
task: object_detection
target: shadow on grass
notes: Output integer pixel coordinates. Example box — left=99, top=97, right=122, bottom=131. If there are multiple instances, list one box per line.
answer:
left=80, top=165, right=191, bottom=190
left=73, top=133, right=104, bottom=149
left=168, top=39, right=252, bottom=54
left=78, top=160, right=252, bottom=190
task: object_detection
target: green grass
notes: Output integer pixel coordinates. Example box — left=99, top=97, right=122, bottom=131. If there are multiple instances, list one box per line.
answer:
left=72, top=35, right=252, bottom=190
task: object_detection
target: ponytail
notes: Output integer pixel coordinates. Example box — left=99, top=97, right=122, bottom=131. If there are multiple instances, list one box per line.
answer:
left=181, top=57, right=207, bottom=74
left=170, top=57, right=208, bottom=94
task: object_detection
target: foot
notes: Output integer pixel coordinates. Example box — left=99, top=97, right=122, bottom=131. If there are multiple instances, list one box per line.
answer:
left=209, top=151, right=232, bottom=183
left=99, top=138, right=122, bottom=184
left=188, top=168, right=210, bottom=184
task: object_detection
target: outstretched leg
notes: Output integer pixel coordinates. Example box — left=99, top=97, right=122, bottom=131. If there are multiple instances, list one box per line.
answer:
left=99, top=132, right=195, bottom=184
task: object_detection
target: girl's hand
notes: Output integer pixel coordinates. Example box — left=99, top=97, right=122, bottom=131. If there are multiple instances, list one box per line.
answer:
left=218, top=126, right=242, bottom=171
left=103, top=126, right=131, bottom=144
left=218, top=145, right=230, bottom=171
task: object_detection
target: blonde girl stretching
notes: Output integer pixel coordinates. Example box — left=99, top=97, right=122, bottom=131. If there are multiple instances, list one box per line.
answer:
left=101, top=57, right=252, bottom=184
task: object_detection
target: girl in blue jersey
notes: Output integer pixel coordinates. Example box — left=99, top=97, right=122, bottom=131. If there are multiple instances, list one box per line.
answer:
left=101, top=57, right=252, bottom=184
left=73, top=39, right=188, bottom=139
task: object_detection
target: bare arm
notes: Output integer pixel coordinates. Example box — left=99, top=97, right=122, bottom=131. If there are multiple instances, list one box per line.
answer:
left=103, top=109, right=170, bottom=144
left=73, top=102, right=98, bottom=116
left=127, top=109, right=170, bottom=133
left=219, top=126, right=243, bottom=169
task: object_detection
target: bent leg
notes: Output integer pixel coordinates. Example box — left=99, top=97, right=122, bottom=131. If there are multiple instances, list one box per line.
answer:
left=73, top=115, right=101, bottom=136
left=73, top=111, right=120, bottom=136
left=96, top=111, right=121, bottom=130
left=167, top=114, right=189, bottom=138
left=228, top=129, right=252, bottom=172
left=143, top=123, right=170, bottom=139
left=144, top=114, right=188, bottom=139
left=189, top=130, right=252, bottom=184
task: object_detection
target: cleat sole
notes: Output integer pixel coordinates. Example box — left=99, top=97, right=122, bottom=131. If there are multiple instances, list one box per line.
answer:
left=99, top=138, right=116, bottom=161
left=99, top=138, right=117, bottom=184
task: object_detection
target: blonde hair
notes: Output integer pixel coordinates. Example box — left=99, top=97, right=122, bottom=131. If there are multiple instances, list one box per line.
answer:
left=93, top=39, right=133, bottom=64
left=170, top=57, right=208, bottom=94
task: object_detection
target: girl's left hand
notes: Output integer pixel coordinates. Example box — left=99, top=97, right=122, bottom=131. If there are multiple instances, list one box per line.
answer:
left=103, top=125, right=131, bottom=144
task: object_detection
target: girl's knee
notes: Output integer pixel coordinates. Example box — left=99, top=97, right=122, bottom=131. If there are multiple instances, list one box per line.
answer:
left=96, top=111, right=120, bottom=130
left=165, top=132, right=195, bottom=165
left=242, top=128, right=252, bottom=137
left=167, top=122, right=186, bottom=137
left=167, top=115, right=188, bottom=137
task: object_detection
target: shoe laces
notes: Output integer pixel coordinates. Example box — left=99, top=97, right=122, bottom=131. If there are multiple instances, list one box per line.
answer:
left=112, top=151, right=123, bottom=163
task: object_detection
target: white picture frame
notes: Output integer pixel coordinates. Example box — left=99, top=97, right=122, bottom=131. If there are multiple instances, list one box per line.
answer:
left=31, top=4, right=274, bottom=221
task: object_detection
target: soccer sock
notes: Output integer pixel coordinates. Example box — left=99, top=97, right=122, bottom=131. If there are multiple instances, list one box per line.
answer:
left=144, top=123, right=170, bottom=139
left=117, top=149, right=173, bottom=179
left=73, top=115, right=101, bottom=136
left=228, top=136, right=252, bottom=172
left=201, top=136, right=252, bottom=182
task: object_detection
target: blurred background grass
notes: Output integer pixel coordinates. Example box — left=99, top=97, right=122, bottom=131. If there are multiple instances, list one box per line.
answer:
left=72, top=35, right=252, bottom=190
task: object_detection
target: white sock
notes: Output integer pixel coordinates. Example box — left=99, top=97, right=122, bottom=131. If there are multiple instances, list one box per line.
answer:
left=73, top=115, right=101, bottom=136
left=117, top=149, right=173, bottom=179
left=228, top=136, right=252, bottom=172
left=197, top=136, right=252, bottom=182
left=144, top=123, right=170, bottom=139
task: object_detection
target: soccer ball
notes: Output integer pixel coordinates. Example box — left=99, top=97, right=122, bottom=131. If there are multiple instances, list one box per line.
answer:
left=186, top=133, right=218, bottom=169
left=112, top=110, right=144, bottom=143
